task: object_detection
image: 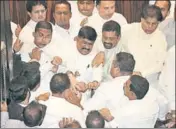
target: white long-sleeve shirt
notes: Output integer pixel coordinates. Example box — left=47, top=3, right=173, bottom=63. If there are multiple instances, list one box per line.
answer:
left=83, top=76, right=130, bottom=113
left=41, top=96, right=86, bottom=128
left=159, top=45, right=175, bottom=111
left=109, top=97, right=159, bottom=128
left=62, top=43, right=103, bottom=105
left=121, top=23, right=167, bottom=77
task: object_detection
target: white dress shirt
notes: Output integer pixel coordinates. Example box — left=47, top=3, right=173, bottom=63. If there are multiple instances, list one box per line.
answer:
left=41, top=96, right=86, bottom=128
left=109, top=96, right=159, bottom=128
left=69, top=1, right=98, bottom=28
left=121, top=23, right=167, bottom=89
left=86, top=12, right=127, bottom=52
left=159, top=45, right=175, bottom=111
left=54, top=23, right=79, bottom=43
left=64, top=43, right=103, bottom=105
left=83, top=76, right=130, bottom=113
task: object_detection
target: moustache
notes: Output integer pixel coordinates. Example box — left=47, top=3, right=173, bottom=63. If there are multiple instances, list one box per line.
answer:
left=82, top=48, right=90, bottom=51
left=103, top=42, right=112, bottom=45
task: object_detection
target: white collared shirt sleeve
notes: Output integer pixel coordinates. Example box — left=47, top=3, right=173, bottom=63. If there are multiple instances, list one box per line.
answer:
left=1, top=112, right=9, bottom=128
left=83, top=84, right=109, bottom=113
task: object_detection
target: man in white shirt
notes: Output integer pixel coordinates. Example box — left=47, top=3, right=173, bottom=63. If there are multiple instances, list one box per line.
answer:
left=85, top=0, right=127, bottom=52
left=52, top=0, right=80, bottom=44
left=101, top=20, right=123, bottom=81
left=121, top=4, right=167, bottom=89
left=64, top=26, right=103, bottom=105
left=154, top=0, right=175, bottom=50
left=99, top=75, right=159, bottom=128
left=159, top=45, right=175, bottom=121
left=83, top=52, right=135, bottom=112
left=42, top=73, right=86, bottom=128
left=19, top=0, right=47, bottom=53
left=19, top=21, right=62, bottom=79
left=70, top=0, right=97, bottom=27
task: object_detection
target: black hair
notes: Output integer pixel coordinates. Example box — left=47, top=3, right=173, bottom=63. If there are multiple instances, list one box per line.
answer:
left=53, top=0, right=72, bottom=13
left=115, top=52, right=135, bottom=73
left=23, top=101, right=46, bottom=127
left=141, top=4, right=163, bottom=22
left=50, top=73, right=71, bottom=94
left=26, top=0, right=47, bottom=13
left=129, top=75, right=149, bottom=100
left=155, top=0, right=171, bottom=11
left=21, top=62, right=40, bottom=91
left=86, top=110, right=105, bottom=128
left=102, top=20, right=121, bottom=36
left=35, top=21, right=53, bottom=33
left=96, top=0, right=115, bottom=6
left=78, top=26, right=97, bottom=42
left=9, top=76, right=29, bottom=103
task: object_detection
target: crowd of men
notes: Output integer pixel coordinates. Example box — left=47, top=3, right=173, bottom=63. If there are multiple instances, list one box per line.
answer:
left=1, top=0, right=175, bottom=128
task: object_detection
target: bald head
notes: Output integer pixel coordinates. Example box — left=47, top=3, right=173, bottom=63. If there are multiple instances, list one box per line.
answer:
left=86, top=110, right=105, bottom=128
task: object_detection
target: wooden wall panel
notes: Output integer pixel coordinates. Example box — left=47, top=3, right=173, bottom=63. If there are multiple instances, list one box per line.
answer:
left=9, top=0, right=149, bottom=27
left=116, top=0, right=149, bottom=23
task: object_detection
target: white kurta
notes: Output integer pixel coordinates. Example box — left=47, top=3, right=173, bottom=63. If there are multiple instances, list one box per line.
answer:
left=159, top=45, right=175, bottom=111
left=83, top=76, right=130, bottom=113
left=121, top=23, right=167, bottom=89
left=85, top=12, right=127, bottom=52
left=41, top=96, right=86, bottom=128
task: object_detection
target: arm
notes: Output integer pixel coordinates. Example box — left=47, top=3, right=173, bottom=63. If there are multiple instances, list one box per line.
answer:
left=1, top=102, right=9, bottom=128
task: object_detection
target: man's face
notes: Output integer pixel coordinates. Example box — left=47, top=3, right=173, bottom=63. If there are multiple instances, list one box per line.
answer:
left=110, top=59, right=118, bottom=78
left=33, top=28, right=52, bottom=48
left=141, top=17, right=159, bottom=34
left=123, top=79, right=134, bottom=100
left=102, top=31, right=120, bottom=49
left=77, top=0, right=95, bottom=16
left=53, top=4, right=72, bottom=28
left=28, top=4, right=46, bottom=22
left=76, top=37, right=94, bottom=55
left=155, top=1, right=170, bottom=20
left=97, top=1, right=115, bottom=20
